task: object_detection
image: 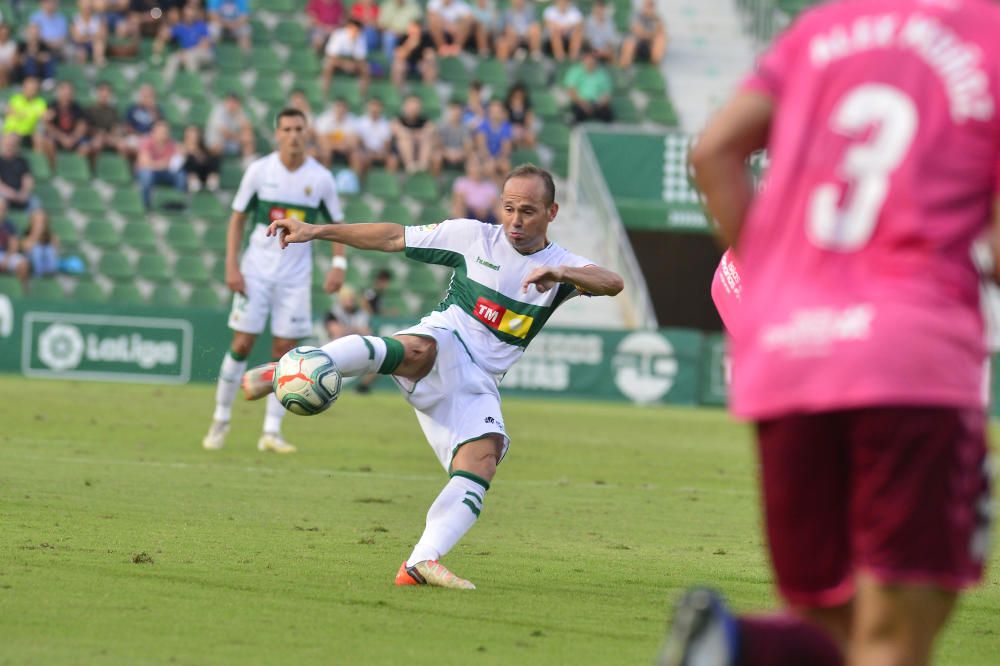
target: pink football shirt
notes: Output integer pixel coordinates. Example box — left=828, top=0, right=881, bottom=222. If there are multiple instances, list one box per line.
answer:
left=731, top=0, right=1000, bottom=419
left=712, top=249, right=742, bottom=332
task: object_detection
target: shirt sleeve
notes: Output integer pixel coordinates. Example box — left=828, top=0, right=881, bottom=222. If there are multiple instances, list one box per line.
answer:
left=320, top=172, right=345, bottom=223
left=404, top=218, right=481, bottom=267
left=740, top=19, right=800, bottom=99
left=231, top=159, right=259, bottom=213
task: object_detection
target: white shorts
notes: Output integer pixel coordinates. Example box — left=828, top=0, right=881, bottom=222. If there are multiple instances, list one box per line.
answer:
left=227, top=273, right=312, bottom=340
left=393, top=323, right=511, bottom=471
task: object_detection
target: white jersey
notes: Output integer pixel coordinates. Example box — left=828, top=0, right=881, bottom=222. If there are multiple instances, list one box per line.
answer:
left=404, top=219, right=593, bottom=375
left=231, top=152, right=345, bottom=282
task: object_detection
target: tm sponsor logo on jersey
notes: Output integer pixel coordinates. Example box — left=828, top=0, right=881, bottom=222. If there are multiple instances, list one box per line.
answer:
left=475, top=256, right=500, bottom=271
left=473, top=296, right=534, bottom=339
left=269, top=206, right=306, bottom=222
left=761, top=304, right=875, bottom=356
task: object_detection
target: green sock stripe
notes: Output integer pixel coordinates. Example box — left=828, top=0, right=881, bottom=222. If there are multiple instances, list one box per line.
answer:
left=451, top=470, right=490, bottom=491
left=361, top=336, right=375, bottom=361
left=461, top=498, right=481, bottom=517
left=464, top=490, right=483, bottom=505
left=229, top=349, right=248, bottom=362
left=377, top=337, right=405, bottom=375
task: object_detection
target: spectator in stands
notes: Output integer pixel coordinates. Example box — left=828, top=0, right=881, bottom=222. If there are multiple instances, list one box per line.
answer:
left=496, top=0, right=540, bottom=61
left=390, top=20, right=436, bottom=87
left=0, top=23, right=17, bottom=87
left=129, top=0, right=179, bottom=39
left=620, top=0, right=667, bottom=67
left=322, top=18, right=369, bottom=97
left=3, top=78, right=47, bottom=152
left=306, top=0, right=343, bottom=53
left=391, top=94, right=434, bottom=174
left=135, top=119, right=185, bottom=209
left=205, top=92, right=256, bottom=163
left=0, top=132, right=39, bottom=212
left=350, top=96, right=397, bottom=176
left=315, top=97, right=358, bottom=168
left=181, top=124, right=220, bottom=192
left=41, top=80, right=90, bottom=169
left=363, top=267, right=393, bottom=315
left=475, top=99, right=512, bottom=178
left=206, top=0, right=251, bottom=53
left=470, top=0, right=498, bottom=57
left=289, top=88, right=321, bottom=157
left=451, top=155, right=498, bottom=224
left=377, top=0, right=421, bottom=62
left=0, top=199, right=30, bottom=285
left=153, top=3, right=213, bottom=76
left=21, top=208, right=59, bottom=277
left=18, top=23, right=57, bottom=84
left=71, top=0, right=108, bottom=66
left=504, top=82, right=535, bottom=147
left=96, top=0, right=139, bottom=59
left=463, top=79, right=487, bottom=128
left=564, top=48, right=613, bottom=123
left=120, top=83, right=162, bottom=161
left=322, top=285, right=379, bottom=394
left=584, top=0, right=619, bottom=64
left=433, top=98, right=472, bottom=175
left=426, top=0, right=472, bottom=57
left=349, top=0, right=380, bottom=52
left=30, top=0, right=70, bottom=54
left=85, top=81, right=123, bottom=161
left=543, top=0, right=583, bottom=62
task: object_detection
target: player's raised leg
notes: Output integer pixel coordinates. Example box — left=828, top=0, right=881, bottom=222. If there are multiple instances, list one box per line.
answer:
left=203, top=331, right=256, bottom=450
left=396, top=436, right=503, bottom=591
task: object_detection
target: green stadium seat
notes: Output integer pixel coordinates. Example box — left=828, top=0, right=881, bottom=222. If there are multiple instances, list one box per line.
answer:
left=634, top=65, right=666, bottom=94
left=364, top=169, right=400, bottom=200
left=511, top=148, right=541, bottom=166
left=175, top=255, right=210, bottom=284
left=57, top=62, right=89, bottom=88
left=85, top=219, right=121, bottom=249
left=216, top=43, right=245, bottom=74
left=221, top=160, right=243, bottom=189
left=190, top=191, right=226, bottom=219
left=344, top=199, right=376, bottom=222
left=96, top=153, right=132, bottom=185
left=110, top=189, right=145, bottom=217
left=188, top=285, right=223, bottom=308
left=252, top=77, right=289, bottom=108
left=25, top=151, right=52, bottom=179
left=111, top=282, right=146, bottom=305
left=214, top=73, right=246, bottom=97
left=34, top=181, right=64, bottom=212
left=438, top=57, right=470, bottom=85
left=151, top=284, right=185, bottom=307
left=646, top=97, right=680, bottom=127
left=551, top=150, right=569, bottom=178
left=612, top=95, right=641, bottom=123
left=98, top=251, right=134, bottom=280
left=514, top=63, right=547, bottom=90
left=402, top=172, right=440, bottom=204
left=172, top=71, right=207, bottom=101
left=96, top=69, right=130, bottom=97
left=72, top=279, right=106, bottom=303
left=203, top=223, right=229, bottom=252
left=72, top=184, right=105, bottom=215
left=251, top=46, right=284, bottom=76
left=538, top=123, right=570, bottom=150
left=136, top=70, right=167, bottom=96
left=274, top=19, right=309, bottom=46
left=532, top=91, right=560, bottom=120
left=56, top=153, right=90, bottom=182
left=474, top=59, right=508, bottom=91
left=165, top=223, right=201, bottom=253
left=420, top=203, right=451, bottom=226
left=29, top=278, right=65, bottom=301
left=369, top=82, right=402, bottom=115
left=188, top=99, right=213, bottom=127
left=211, top=258, right=226, bottom=283
left=379, top=290, right=410, bottom=317
left=49, top=216, right=80, bottom=249
left=380, top=202, right=414, bottom=226
left=122, top=221, right=158, bottom=251
left=288, top=50, right=321, bottom=77
left=415, top=84, right=441, bottom=117
left=330, top=78, right=362, bottom=107
left=137, top=254, right=171, bottom=282
left=0, top=275, right=22, bottom=297
left=407, top=263, right=445, bottom=296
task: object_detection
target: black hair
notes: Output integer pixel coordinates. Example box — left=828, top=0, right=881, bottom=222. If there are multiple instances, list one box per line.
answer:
left=274, top=107, right=308, bottom=128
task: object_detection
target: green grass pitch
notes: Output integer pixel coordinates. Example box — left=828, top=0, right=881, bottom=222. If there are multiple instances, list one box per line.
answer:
left=1, top=376, right=997, bottom=665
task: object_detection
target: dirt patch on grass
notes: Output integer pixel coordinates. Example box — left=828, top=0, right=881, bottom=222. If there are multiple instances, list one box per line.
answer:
left=132, top=552, right=154, bottom=564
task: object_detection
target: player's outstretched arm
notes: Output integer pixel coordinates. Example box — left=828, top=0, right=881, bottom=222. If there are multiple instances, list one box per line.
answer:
left=267, top=218, right=405, bottom=253
left=522, top=264, right=624, bottom=296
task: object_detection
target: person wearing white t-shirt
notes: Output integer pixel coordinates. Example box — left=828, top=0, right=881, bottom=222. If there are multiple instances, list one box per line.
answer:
left=202, top=108, right=347, bottom=455
left=314, top=98, right=358, bottom=167
left=322, top=19, right=369, bottom=98
left=542, top=0, right=583, bottom=61
left=427, top=0, right=472, bottom=56
left=349, top=97, right=398, bottom=177
left=244, top=164, right=624, bottom=589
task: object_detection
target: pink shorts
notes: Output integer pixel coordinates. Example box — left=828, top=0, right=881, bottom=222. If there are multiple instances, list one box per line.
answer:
left=756, top=407, right=992, bottom=608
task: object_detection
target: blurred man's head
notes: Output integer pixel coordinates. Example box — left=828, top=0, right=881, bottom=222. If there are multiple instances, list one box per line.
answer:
left=332, top=97, right=349, bottom=117
left=367, top=97, right=384, bottom=119
left=402, top=94, right=422, bottom=120
left=22, top=76, right=40, bottom=99
left=96, top=82, right=113, bottom=105
left=151, top=120, right=171, bottom=142
left=446, top=99, right=462, bottom=123
left=488, top=99, right=507, bottom=124
left=182, top=3, right=200, bottom=23
left=274, top=108, right=308, bottom=157
left=582, top=48, right=598, bottom=71
left=338, top=285, right=358, bottom=311
left=1, top=133, right=20, bottom=157
left=56, top=81, right=75, bottom=105
left=138, top=84, right=156, bottom=107
left=374, top=268, right=393, bottom=290
left=223, top=92, right=243, bottom=114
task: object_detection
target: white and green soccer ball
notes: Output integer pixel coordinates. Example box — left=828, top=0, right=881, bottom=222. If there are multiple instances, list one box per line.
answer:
left=273, top=346, right=342, bottom=416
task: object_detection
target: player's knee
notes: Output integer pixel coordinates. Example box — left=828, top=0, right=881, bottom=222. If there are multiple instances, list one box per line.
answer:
left=231, top=335, right=254, bottom=358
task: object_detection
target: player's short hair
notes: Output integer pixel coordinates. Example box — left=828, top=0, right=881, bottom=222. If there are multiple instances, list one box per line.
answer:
left=274, top=107, right=307, bottom=129
left=503, top=164, right=556, bottom=207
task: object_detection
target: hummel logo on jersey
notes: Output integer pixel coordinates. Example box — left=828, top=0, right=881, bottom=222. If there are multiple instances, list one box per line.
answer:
left=484, top=416, right=495, bottom=424
left=475, top=256, right=500, bottom=271
left=472, top=297, right=535, bottom=339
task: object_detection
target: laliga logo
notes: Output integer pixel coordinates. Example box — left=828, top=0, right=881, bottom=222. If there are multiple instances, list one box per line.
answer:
left=612, top=332, right=678, bottom=403
left=38, top=323, right=86, bottom=371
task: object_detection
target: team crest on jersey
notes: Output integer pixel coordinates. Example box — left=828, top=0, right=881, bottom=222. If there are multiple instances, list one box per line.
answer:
left=473, top=296, right=534, bottom=339
left=305, top=185, right=312, bottom=196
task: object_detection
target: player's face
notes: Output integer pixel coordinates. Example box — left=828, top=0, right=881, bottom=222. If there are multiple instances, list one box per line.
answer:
left=500, top=176, right=558, bottom=254
left=275, top=116, right=307, bottom=157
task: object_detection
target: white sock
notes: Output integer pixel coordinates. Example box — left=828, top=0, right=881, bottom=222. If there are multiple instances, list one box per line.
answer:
left=212, top=353, right=247, bottom=422
left=263, top=393, right=285, bottom=435
left=407, top=473, right=488, bottom=565
left=320, top=335, right=387, bottom=377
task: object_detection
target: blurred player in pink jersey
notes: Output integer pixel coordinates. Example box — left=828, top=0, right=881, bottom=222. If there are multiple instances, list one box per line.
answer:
left=661, top=1, right=997, bottom=665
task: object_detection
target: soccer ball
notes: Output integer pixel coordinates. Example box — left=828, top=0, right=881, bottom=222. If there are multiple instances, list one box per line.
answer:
left=273, top=346, right=342, bottom=416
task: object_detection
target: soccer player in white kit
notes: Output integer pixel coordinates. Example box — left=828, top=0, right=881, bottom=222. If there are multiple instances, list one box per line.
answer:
left=202, top=108, right=347, bottom=454
left=244, top=165, right=624, bottom=587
